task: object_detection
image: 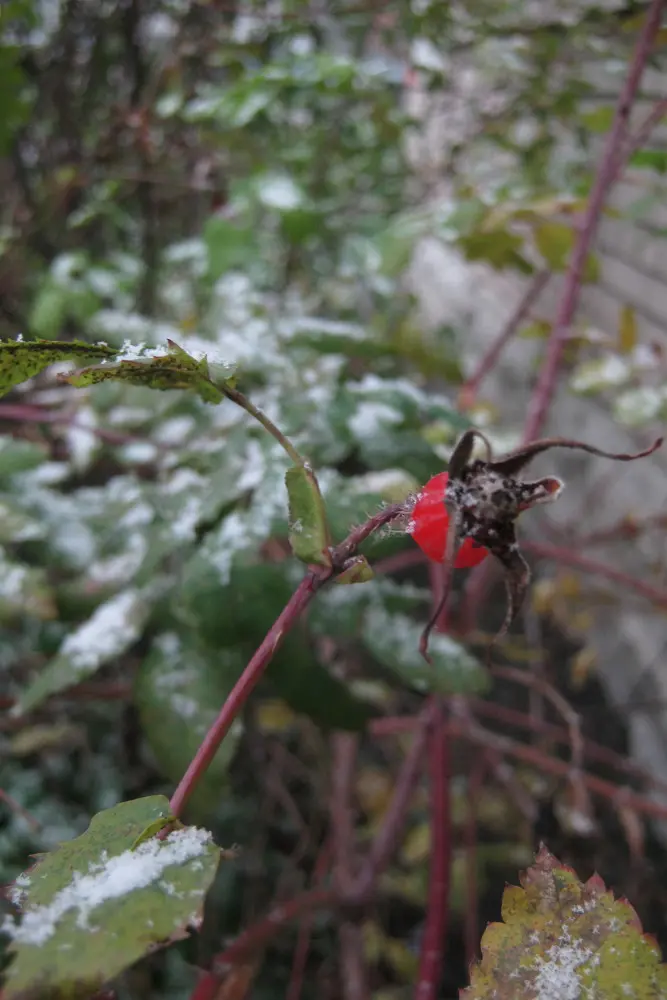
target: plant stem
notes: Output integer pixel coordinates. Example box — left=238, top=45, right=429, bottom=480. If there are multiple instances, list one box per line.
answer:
left=458, top=269, right=550, bottom=409
left=415, top=700, right=452, bottom=1000
left=218, top=382, right=307, bottom=467
left=523, top=0, right=666, bottom=442
left=170, top=573, right=319, bottom=816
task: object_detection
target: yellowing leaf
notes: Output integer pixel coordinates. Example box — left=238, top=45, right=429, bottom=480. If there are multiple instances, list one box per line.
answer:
left=618, top=305, right=637, bottom=353
left=463, top=845, right=667, bottom=999
left=534, top=222, right=573, bottom=271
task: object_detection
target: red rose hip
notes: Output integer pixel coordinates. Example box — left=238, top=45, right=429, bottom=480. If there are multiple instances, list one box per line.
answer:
left=408, top=471, right=488, bottom=568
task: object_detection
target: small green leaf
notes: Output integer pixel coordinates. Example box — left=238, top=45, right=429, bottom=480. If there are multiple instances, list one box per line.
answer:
left=618, top=305, right=637, bottom=353
left=0, top=549, right=55, bottom=622
left=629, top=149, right=667, bottom=175
left=3, top=796, right=221, bottom=1000
left=0, top=338, right=116, bottom=398
left=534, top=222, right=573, bottom=271
left=15, top=588, right=151, bottom=714
left=134, top=634, right=244, bottom=819
left=614, top=387, right=666, bottom=427
left=66, top=341, right=232, bottom=405
left=458, top=229, right=533, bottom=274
left=285, top=464, right=332, bottom=566
left=463, top=845, right=667, bottom=999
left=0, top=436, right=49, bottom=477
left=570, top=356, right=631, bottom=395
left=335, top=555, right=374, bottom=585
left=520, top=319, right=552, bottom=340
left=580, top=107, right=615, bottom=133
left=363, top=607, right=488, bottom=695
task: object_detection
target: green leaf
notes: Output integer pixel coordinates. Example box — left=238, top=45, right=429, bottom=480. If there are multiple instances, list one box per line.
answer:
left=0, top=495, right=45, bottom=543
left=614, top=387, right=666, bottom=428
left=134, top=634, right=244, bottom=819
left=335, top=555, right=374, bottom=585
left=534, top=222, right=573, bottom=270
left=570, top=356, right=631, bottom=395
left=66, top=341, right=232, bottom=405
left=267, top=634, right=377, bottom=732
left=3, top=796, right=221, bottom=1000
left=463, top=845, right=667, bottom=999
left=203, top=216, right=256, bottom=280
left=0, top=338, right=116, bottom=398
left=0, top=549, right=55, bottom=622
left=580, top=107, right=615, bottom=133
left=0, top=436, right=49, bottom=477
left=285, top=464, right=332, bottom=566
left=458, top=229, right=533, bottom=274
left=618, top=304, right=637, bottom=353
left=176, top=558, right=294, bottom=649
left=629, top=149, right=667, bottom=175
left=15, top=588, right=151, bottom=714
left=362, top=607, right=488, bottom=695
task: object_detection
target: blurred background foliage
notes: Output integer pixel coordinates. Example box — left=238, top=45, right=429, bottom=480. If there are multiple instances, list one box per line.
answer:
left=1, top=1, right=667, bottom=998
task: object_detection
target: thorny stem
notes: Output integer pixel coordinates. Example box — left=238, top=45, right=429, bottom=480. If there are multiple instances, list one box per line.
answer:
left=523, top=0, right=666, bottom=442
left=458, top=269, right=551, bottom=409
left=415, top=701, right=452, bottom=1000
left=170, top=502, right=404, bottom=816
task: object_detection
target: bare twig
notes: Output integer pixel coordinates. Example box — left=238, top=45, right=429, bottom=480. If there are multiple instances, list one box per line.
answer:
left=415, top=701, right=452, bottom=1000
left=523, top=0, right=666, bottom=441
left=458, top=269, right=551, bottom=409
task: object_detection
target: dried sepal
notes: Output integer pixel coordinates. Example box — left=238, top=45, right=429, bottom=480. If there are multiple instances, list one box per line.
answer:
left=418, top=430, right=662, bottom=661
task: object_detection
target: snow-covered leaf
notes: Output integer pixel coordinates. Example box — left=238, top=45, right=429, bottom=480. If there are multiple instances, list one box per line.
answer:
left=613, top=387, right=666, bottom=428
left=363, top=607, right=488, bottom=695
left=0, top=338, right=116, bottom=398
left=134, top=634, right=244, bottom=818
left=65, top=340, right=234, bottom=405
left=0, top=548, right=55, bottom=622
left=463, top=844, right=667, bottom=999
left=15, top=589, right=152, bottom=714
left=3, top=796, right=221, bottom=1000
left=570, top=356, right=631, bottom=395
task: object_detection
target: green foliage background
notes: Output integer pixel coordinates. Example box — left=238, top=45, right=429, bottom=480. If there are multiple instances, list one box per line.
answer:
left=1, top=2, right=666, bottom=997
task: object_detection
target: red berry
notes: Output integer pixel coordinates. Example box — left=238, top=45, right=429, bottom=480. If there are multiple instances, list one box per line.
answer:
left=409, top=471, right=488, bottom=568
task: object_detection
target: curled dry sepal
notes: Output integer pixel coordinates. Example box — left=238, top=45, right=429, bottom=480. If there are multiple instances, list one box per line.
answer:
left=462, top=843, right=667, bottom=998
left=407, top=429, right=663, bottom=660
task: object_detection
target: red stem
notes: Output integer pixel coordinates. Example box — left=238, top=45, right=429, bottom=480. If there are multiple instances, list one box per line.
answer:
left=523, top=539, right=667, bottom=609
left=619, top=96, right=667, bottom=172
left=212, top=888, right=337, bottom=970
left=415, top=701, right=452, bottom=1000
left=458, top=269, right=550, bottom=409
left=170, top=573, right=319, bottom=816
left=523, top=0, right=666, bottom=442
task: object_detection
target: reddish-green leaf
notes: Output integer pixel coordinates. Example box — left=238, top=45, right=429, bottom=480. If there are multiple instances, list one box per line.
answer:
left=463, top=845, right=667, bottom=999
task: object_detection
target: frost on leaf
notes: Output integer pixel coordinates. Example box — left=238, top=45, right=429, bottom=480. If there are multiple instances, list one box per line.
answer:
left=15, top=589, right=151, bottom=714
left=462, top=845, right=667, bottom=1000
left=285, top=463, right=332, bottom=566
left=2, top=796, right=222, bottom=1000
left=0, top=338, right=116, bottom=398
left=65, top=339, right=234, bottom=405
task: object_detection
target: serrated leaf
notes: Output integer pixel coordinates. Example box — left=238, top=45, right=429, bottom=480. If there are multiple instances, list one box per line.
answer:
left=463, top=844, right=667, bottom=999
left=134, top=634, right=244, bottom=819
left=362, top=606, right=488, bottom=695
left=285, top=464, right=331, bottom=566
left=65, top=341, right=232, bottom=405
left=16, top=588, right=151, bottom=714
left=3, top=796, right=221, bottom=1000
left=335, top=555, right=374, bottom=584
left=0, top=339, right=116, bottom=398
left=618, top=305, right=637, bottom=353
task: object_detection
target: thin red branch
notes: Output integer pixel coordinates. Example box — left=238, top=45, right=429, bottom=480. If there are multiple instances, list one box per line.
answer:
left=620, top=96, right=667, bottom=172
left=523, top=539, right=667, bottom=609
left=286, top=841, right=332, bottom=1000
left=523, top=0, right=666, bottom=442
left=458, top=269, right=551, bottom=409
left=211, top=888, right=337, bottom=972
left=415, top=701, right=452, bottom=1000
left=350, top=707, right=431, bottom=905
left=170, top=574, right=320, bottom=816
left=330, top=733, right=361, bottom=899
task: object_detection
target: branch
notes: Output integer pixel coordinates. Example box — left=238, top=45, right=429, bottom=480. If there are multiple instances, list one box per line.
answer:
left=170, top=502, right=405, bottom=816
left=523, top=539, right=667, bottom=609
left=170, top=573, right=320, bottom=816
left=458, top=269, right=551, bottom=409
left=523, top=0, right=666, bottom=442
left=415, top=701, right=452, bottom=1000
